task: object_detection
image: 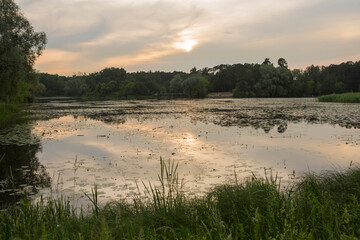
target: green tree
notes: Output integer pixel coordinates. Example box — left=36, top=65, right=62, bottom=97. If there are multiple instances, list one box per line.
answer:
left=39, top=73, right=66, bottom=96
left=303, top=65, right=322, bottom=95
left=182, top=74, right=209, bottom=98
left=169, top=74, right=184, bottom=93
left=232, top=65, right=256, bottom=98
left=96, top=80, right=118, bottom=97
left=118, top=80, right=135, bottom=99
left=334, top=81, right=346, bottom=93
left=0, top=0, right=47, bottom=102
left=277, top=58, right=288, bottom=68
left=262, top=58, right=272, bottom=65
left=64, top=76, right=89, bottom=97
left=190, top=67, right=198, bottom=74
left=255, top=64, right=292, bottom=97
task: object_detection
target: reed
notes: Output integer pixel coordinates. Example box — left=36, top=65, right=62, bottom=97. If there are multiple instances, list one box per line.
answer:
left=318, top=92, right=360, bottom=103
left=1, top=159, right=360, bottom=239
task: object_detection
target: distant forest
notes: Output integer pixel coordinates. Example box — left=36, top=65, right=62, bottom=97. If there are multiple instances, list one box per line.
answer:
left=39, top=59, right=360, bottom=99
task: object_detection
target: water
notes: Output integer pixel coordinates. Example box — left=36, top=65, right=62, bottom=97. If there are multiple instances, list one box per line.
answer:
left=1, top=98, right=360, bottom=206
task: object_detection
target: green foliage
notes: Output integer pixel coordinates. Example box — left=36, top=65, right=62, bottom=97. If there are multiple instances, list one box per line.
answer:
left=182, top=74, right=209, bottom=98
left=278, top=58, right=288, bottom=68
left=0, top=0, right=47, bottom=103
left=210, top=64, right=237, bottom=92
left=96, top=67, right=126, bottom=85
left=1, top=160, right=360, bottom=239
left=262, top=58, right=272, bottom=65
left=252, top=64, right=292, bottom=97
left=117, top=79, right=135, bottom=98
left=38, top=73, right=66, bottom=96
left=169, top=74, right=184, bottom=93
left=334, top=81, right=346, bottom=94
left=38, top=59, right=360, bottom=99
left=318, top=92, right=360, bottom=103
left=96, top=81, right=118, bottom=97
left=0, top=103, right=24, bottom=128
left=64, top=75, right=90, bottom=97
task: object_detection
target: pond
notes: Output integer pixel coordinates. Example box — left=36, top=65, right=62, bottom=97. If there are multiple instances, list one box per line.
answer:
left=1, top=98, right=360, bottom=206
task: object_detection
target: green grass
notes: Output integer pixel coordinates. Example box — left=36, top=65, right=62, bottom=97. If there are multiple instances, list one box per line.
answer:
left=0, top=103, right=25, bottom=128
left=318, top=92, right=360, bottom=103
left=1, top=159, right=360, bottom=239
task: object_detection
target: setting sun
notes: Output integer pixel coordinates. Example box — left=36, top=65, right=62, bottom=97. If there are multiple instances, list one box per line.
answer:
left=174, top=39, right=197, bottom=52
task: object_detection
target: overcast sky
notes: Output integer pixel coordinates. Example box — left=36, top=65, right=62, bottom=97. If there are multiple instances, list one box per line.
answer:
left=17, top=0, right=360, bottom=75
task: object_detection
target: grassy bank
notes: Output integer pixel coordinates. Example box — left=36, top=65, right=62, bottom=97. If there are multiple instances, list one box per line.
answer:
left=0, top=103, right=25, bottom=128
left=318, top=92, right=360, bottom=103
left=1, top=160, right=360, bottom=239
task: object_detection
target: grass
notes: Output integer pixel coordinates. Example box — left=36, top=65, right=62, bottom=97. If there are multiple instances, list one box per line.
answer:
left=0, top=103, right=25, bottom=128
left=1, top=159, right=360, bottom=239
left=318, top=92, right=360, bottom=103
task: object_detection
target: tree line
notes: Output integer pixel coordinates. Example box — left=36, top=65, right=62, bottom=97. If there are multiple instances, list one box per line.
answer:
left=1, top=0, right=360, bottom=102
left=37, top=59, right=360, bottom=99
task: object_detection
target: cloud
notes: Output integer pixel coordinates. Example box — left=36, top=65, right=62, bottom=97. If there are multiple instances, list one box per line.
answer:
left=36, top=49, right=83, bottom=75
left=15, top=0, right=360, bottom=75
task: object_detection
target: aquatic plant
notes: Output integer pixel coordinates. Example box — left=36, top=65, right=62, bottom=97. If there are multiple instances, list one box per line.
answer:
left=1, top=160, right=360, bottom=239
left=318, top=92, right=360, bottom=103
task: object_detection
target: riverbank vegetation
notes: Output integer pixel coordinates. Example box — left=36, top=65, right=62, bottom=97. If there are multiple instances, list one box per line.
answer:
left=318, top=92, right=360, bottom=103
left=38, top=59, right=360, bottom=100
left=0, top=0, right=46, bottom=126
left=0, top=103, right=25, bottom=128
left=0, top=0, right=47, bottom=104
left=1, top=160, right=360, bottom=239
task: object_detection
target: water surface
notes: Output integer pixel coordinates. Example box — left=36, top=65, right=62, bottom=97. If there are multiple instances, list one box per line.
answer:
left=1, top=98, right=360, bottom=205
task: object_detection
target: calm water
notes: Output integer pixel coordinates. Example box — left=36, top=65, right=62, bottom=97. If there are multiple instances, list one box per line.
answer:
left=1, top=98, right=360, bottom=205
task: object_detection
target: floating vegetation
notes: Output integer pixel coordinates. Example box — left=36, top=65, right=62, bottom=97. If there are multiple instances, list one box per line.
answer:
left=26, top=98, right=360, bottom=130
left=2, top=98, right=360, bottom=206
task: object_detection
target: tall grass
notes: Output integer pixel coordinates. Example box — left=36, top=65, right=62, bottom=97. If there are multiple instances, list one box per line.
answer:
left=318, top=92, right=360, bottom=103
left=0, top=103, right=24, bottom=128
left=1, top=159, right=360, bottom=239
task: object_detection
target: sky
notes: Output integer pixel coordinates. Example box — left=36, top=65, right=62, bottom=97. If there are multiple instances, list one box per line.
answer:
left=16, top=0, right=360, bottom=76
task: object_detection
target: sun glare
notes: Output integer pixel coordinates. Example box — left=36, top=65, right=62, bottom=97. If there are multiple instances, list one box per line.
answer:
left=174, top=39, right=197, bottom=52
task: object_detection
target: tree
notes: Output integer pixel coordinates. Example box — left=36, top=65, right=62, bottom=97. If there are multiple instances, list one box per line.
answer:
left=64, top=76, right=89, bottom=97
left=262, top=58, right=272, bottom=65
left=39, top=73, right=66, bottom=96
left=169, top=74, right=184, bottom=93
left=334, top=81, right=346, bottom=94
left=118, top=80, right=135, bottom=99
left=255, top=64, right=292, bottom=97
left=278, top=58, right=288, bottom=68
left=0, top=0, right=47, bottom=102
left=182, top=74, right=209, bottom=98
left=190, top=67, right=198, bottom=74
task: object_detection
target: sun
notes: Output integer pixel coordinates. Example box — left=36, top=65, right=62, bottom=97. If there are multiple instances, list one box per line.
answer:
left=174, top=39, right=197, bottom=52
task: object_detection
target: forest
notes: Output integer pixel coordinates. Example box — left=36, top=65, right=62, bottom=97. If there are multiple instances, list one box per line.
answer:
left=37, top=59, right=360, bottom=99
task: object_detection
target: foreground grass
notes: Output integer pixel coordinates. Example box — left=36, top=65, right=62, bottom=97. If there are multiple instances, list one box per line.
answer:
left=0, top=103, right=25, bottom=128
left=1, top=160, right=360, bottom=239
left=318, top=92, right=360, bottom=103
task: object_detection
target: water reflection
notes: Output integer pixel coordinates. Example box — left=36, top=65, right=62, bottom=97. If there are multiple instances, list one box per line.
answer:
left=30, top=114, right=360, bottom=202
left=29, top=98, right=360, bottom=135
left=3, top=98, right=358, bottom=203
left=0, top=125, right=50, bottom=207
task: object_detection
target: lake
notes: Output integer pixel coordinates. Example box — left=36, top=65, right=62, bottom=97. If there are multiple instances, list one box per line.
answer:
left=1, top=98, right=360, bottom=206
